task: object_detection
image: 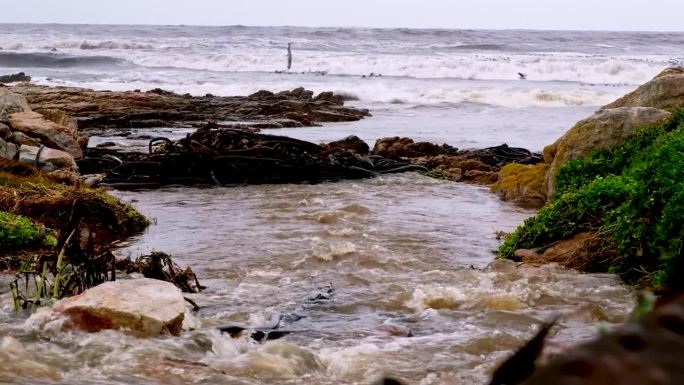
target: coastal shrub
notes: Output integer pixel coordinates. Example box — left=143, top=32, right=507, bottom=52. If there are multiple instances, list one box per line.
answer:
left=500, top=109, right=684, bottom=289
left=0, top=211, right=43, bottom=250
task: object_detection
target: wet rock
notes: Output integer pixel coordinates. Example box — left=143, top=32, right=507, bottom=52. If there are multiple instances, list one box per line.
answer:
left=9, top=84, right=369, bottom=130
left=327, top=135, right=370, bottom=154
left=0, top=137, right=17, bottom=160
left=603, top=66, right=684, bottom=110
left=0, top=87, right=30, bottom=123
left=0, top=72, right=31, bottom=84
left=373, top=137, right=542, bottom=185
left=8, top=131, right=41, bottom=147
left=28, top=278, right=185, bottom=336
left=8, top=111, right=83, bottom=158
left=515, top=232, right=599, bottom=271
left=18, top=144, right=78, bottom=171
left=373, top=137, right=443, bottom=158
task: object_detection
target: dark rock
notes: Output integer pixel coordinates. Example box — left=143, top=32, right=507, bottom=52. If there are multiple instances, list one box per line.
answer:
left=327, top=135, right=370, bottom=155
left=0, top=122, right=10, bottom=138
left=0, top=72, right=31, bottom=83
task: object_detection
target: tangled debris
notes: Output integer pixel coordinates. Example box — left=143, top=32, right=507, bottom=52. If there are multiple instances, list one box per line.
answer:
left=85, top=129, right=427, bottom=189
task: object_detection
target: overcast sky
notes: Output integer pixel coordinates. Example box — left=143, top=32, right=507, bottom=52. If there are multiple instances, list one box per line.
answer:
left=1, top=0, right=682, bottom=31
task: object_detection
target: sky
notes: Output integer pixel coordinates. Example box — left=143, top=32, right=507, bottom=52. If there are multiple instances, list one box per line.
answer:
left=0, top=0, right=682, bottom=31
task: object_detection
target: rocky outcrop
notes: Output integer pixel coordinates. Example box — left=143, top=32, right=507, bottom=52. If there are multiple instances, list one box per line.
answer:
left=603, top=67, right=684, bottom=110
left=496, top=107, right=670, bottom=203
left=8, top=111, right=83, bottom=159
left=497, top=68, right=683, bottom=205
left=0, top=72, right=31, bottom=84
left=513, top=232, right=598, bottom=270
left=0, top=87, right=30, bottom=123
left=9, top=84, right=370, bottom=130
left=543, top=107, right=670, bottom=197
left=27, top=278, right=185, bottom=336
left=372, top=137, right=542, bottom=185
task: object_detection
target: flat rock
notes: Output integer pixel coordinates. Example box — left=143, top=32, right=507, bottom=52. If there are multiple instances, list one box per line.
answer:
left=27, top=278, right=185, bottom=337
left=9, top=84, right=370, bottom=130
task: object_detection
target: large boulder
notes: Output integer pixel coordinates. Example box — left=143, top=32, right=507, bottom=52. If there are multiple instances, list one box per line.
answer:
left=27, top=278, right=185, bottom=337
left=0, top=87, right=30, bottom=123
left=602, top=67, right=684, bottom=110
left=35, top=108, right=79, bottom=137
left=373, top=137, right=444, bottom=159
left=8, top=111, right=82, bottom=159
left=18, top=145, right=77, bottom=171
left=543, top=106, right=670, bottom=197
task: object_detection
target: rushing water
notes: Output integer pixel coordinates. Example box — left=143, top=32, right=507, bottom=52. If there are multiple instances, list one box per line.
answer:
left=0, top=24, right=659, bottom=384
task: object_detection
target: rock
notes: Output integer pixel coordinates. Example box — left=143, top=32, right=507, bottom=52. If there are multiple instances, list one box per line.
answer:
left=543, top=107, right=670, bottom=197
left=602, top=66, right=684, bottom=110
left=47, top=169, right=80, bottom=185
left=327, top=135, right=370, bottom=154
left=463, top=169, right=499, bottom=184
left=8, top=131, right=41, bottom=147
left=8, top=111, right=82, bottom=158
left=35, top=108, right=79, bottom=136
left=373, top=137, right=443, bottom=158
left=79, top=173, right=105, bottom=187
left=0, top=72, right=31, bottom=83
left=0, top=87, right=30, bottom=123
left=9, top=84, right=369, bottom=129
left=0, top=122, right=10, bottom=138
left=18, top=145, right=78, bottom=171
left=0, top=137, right=17, bottom=160
left=27, top=278, right=185, bottom=337
left=492, top=163, right=549, bottom=207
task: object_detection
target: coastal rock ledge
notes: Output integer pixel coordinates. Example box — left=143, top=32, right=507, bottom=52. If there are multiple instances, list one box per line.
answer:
left=27, top=278, right=186, bottom=337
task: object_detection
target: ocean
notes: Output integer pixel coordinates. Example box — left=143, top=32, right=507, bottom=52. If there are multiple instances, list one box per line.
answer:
left=0, top=24, right=681, bottom=384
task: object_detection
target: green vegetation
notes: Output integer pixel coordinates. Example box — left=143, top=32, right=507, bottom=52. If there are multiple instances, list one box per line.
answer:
left=500, top=109, right=684, bottom=290
left=0, top=211, right=55, bottom=250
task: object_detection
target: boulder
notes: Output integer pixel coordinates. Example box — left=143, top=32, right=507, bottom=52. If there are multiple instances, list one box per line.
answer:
left=28, top=278, right=185, bottom=337
left=602, top=67, right=684, bottom=110
left=0, top=87, right=30, bottom=123
left=514, top=232, right=598, bottom=271
left=543, top=107, right=670, bottom=197
left=492, top=163, right=549, bottom=207
left=0, top=137, right=17, bottom=160
left=8, top=131, right=41, bottom=147
left=18, top=145, right=78, bottom=171
left=8, top=111, right=82, bottom=159
left=327, top=135, right=370, bottom=154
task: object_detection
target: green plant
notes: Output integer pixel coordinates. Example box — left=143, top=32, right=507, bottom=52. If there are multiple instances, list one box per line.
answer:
left=500, top=109, right=684, bottom=289
left=0, top=211, right=41, bottom=250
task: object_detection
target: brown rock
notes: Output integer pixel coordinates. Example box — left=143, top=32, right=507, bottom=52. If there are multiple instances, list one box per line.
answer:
left=18, top=145, right=78, bottom=171
left=8, top=111, right=83, bottom=158
left=463, top=169, right=499, bottom=184
left=602, top=66, right=684, bottom=110
left=35, top=108, right=79, bottom=136
left=8, top=131, right=41, bottom=147
left=518, top=232, right=596, bottom=271
left=373, top=137, right=443, bottom=158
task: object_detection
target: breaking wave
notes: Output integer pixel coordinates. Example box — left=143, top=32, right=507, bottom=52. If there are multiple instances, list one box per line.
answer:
left=0, top=52, right=127, bottom=68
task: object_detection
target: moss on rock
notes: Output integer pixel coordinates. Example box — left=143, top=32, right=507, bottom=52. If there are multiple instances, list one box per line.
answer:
left=492, top=163, right=549, bottom=207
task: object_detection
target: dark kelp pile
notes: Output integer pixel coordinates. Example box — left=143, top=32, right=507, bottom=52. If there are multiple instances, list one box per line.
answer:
left=499, top=110, right=684, bottom=290
left=88, top=129, right=428, bottom=189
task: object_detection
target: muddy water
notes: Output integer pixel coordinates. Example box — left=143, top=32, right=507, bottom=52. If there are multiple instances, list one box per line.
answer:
left=0, top=174, right=633, bottom=385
